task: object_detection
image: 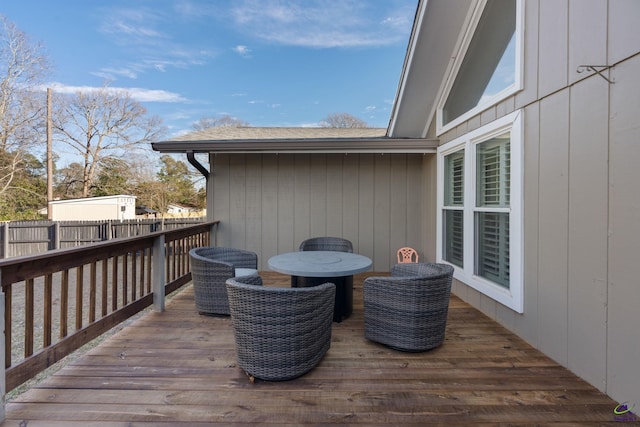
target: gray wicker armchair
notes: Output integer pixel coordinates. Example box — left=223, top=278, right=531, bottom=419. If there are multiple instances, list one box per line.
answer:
left=299, top=236, right=353, bottom=253
left=189, top=247, right=258, bottom=316
left=364, top=263, right=454, bottom=352
left=226, top=277, right=336, bottom=381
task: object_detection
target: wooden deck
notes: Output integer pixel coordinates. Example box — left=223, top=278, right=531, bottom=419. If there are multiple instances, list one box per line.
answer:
left=3, top=272, right=624, bottom=426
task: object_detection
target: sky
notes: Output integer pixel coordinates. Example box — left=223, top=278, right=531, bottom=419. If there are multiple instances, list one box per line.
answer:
left=2, top=0, right=418, bottom=139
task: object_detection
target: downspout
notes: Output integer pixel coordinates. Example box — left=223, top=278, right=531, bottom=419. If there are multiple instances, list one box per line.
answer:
left=186, top=151, right=214, bottom=225
left=186, top=151, right=209, bottom=180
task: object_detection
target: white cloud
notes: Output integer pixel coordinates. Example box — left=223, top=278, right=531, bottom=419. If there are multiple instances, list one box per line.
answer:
left=92, top=67, right=139, bottom=80
left=43, top=82, right=187, bottom=103
left=99, top=7, right=167, bottom=44
left=94, top=5, right=220, bottom=81
left=231, top=0, right=414, bottom=48
left=233, top=45, right=252, bottom=57
left=127, top=88, right=187, bottom=103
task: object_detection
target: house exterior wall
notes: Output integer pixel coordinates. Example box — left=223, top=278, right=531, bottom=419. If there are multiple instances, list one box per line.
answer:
left=434, top=0, right=640, bottom=405
left=207, top=153, right=428, bottom=272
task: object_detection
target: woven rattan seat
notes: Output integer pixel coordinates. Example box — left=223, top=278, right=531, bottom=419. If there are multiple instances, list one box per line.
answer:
left=299, top=236, right=353, bottom=253
left=226, top=277, right=336, bottom=381
left=189, top=247, right=258, bottom=316
left=364, top=262, right=454, bottom=352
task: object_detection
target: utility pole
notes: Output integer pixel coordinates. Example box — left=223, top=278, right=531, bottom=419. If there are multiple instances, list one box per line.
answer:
left=46, top=88, right=53, bottom=219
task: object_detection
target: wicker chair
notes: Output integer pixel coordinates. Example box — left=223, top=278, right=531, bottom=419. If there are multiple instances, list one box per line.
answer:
left=226, top=277, right=336, bottom=381
left=189, top=247, right=258, bottom=316
left=299, top=236, right=353, bottom=253
left=297, top=236, right=354, bottom=322
left=364, top=263, right=454, bottom=352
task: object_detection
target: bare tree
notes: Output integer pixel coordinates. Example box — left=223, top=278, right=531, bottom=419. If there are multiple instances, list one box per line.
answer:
left=52, top=86, right=167, bottom=197
left=319, top=112, right=368, bottom=128
left=0, top=15, right=50, bottom=198
left=54, top=162, right=85, bottom=199
left=191, top=114, right=249, bottom=131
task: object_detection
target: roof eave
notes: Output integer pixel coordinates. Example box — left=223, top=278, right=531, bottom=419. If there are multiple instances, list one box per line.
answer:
left=389, top=0, right=476, bottom=138
left=151, top=137, right=438, bottom=154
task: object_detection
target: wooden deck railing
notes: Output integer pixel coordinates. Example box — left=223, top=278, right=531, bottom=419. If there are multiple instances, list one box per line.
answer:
left=0, top=220, right=218, bottom=393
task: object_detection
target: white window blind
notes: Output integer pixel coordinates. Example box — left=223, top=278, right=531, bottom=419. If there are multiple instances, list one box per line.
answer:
left=475, top=136, right=510, bottom=287
left=443, top=151, right=465, bottom=267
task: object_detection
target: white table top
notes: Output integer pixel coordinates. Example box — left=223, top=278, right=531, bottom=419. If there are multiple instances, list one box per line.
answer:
left=268, top=251, right=372, bottom=277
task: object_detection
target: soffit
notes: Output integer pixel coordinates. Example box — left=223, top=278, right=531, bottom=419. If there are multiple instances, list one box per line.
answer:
left=389, top=0, right=475, bottom=138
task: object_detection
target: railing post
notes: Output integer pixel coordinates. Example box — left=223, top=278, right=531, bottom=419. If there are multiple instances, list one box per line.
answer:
left=0, top=270, right=5, bottom=422
left=53, top=222, right=60, bottom=250
left=209, top=222, right=218, bottom=246
left=1, top=223, right=7, bottom=259
left=152, top=234, right=166, bottom=312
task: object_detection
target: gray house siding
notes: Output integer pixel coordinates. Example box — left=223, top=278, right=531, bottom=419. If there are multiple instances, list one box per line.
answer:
left=608, top=54, right=640, bottom=404
left=208, top=153, right=427, bottom=272
left=434, top=0, right=639, bottom=403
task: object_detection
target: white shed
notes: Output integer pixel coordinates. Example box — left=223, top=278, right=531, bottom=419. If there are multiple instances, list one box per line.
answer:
left=48, top=195, right=137, bottom=221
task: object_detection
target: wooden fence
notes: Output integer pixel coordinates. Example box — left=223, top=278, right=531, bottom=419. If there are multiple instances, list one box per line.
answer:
left=0, top=218, right=205, bottom=258
left=0, top=220, right=218, bottom=398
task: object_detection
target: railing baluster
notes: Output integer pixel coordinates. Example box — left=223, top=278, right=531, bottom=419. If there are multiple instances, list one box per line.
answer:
left=139, top=249, right=145, bottom=296
left=24, top=279, right=34, bottom=357
left=60, top=270, right=68, bottom=338
left=90, top=262, right=97, bottom=323
left=172, top=240, right=177, bottom=281
left=4, top=285, right=11, bottom=369
left=181, top=238, right=185, bottom=276
left=122, top=253, right=128, bottom=305
left=44, top=274, right=52, bottom=347
left=75, top=265, right=84, bottom=331
left=131, top=250, right=137, bottom=301
left=146, top=248, right=152, bottom=294
left=165, top=242, right=170, bottom=283
left=112, top=256, right=118, bottom=311
left=101, top=260, right=108, bottom=316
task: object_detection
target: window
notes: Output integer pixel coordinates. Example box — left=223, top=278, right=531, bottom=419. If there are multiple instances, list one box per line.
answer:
left=475, top=136, right=510, bottom=288
left=437, top=0, right=523, bottom=134
left=437, top=111, right=523, bottom=312
left=443, top=150, right=464, bottom=267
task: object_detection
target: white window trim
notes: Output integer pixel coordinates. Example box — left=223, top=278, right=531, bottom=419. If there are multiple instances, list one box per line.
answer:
left=436, top=0, right=524, bottom=136
left=437, top=110, right=523, bottom=313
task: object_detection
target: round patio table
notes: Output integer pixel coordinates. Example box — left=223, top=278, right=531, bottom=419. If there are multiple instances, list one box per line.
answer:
left=268, top=251, right=372, bottom=322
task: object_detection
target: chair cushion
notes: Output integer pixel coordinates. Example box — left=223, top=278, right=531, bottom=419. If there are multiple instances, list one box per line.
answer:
left=235, top=268, right=258, bottom=277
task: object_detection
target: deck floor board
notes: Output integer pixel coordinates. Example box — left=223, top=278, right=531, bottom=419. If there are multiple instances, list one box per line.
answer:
left=3, top=272, right=624, bottom=426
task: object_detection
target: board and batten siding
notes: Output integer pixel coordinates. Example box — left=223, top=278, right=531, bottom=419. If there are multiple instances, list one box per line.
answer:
left=208, top=153, right=427, bottom=273
left=435, top=0, right=640, bottom=405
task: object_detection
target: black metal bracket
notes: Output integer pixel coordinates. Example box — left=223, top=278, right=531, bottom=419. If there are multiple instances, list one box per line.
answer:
left=577, top=65, right=614, bottom=84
